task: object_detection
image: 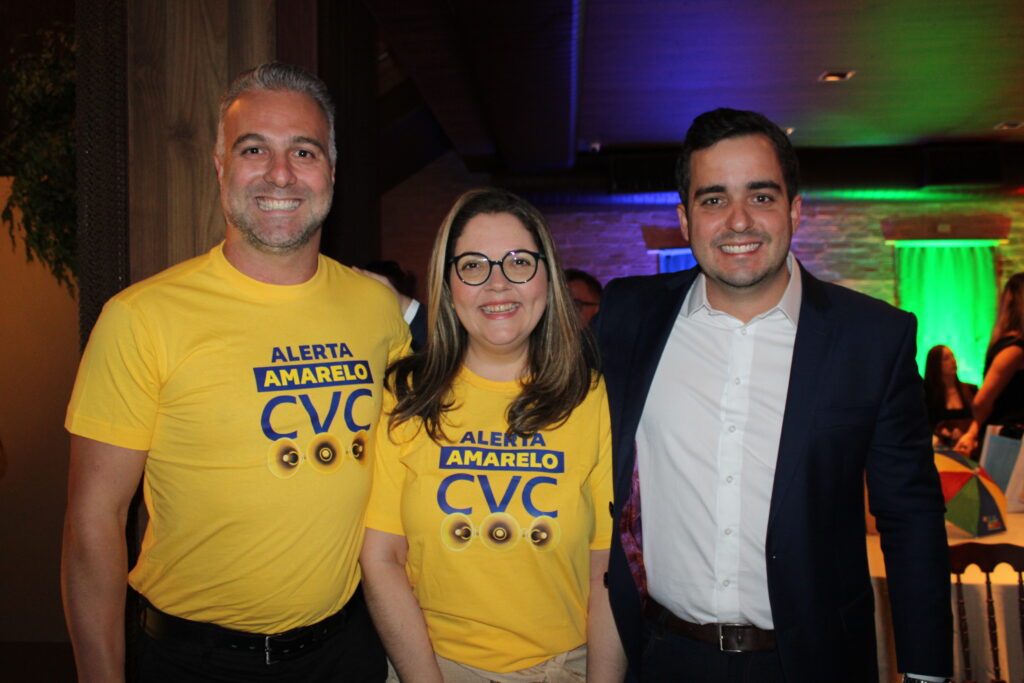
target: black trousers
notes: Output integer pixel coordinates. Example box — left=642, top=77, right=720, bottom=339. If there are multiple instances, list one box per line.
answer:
left=131, top=589, right=386, bottom=683
left=640, top=620, right=785, bottom=683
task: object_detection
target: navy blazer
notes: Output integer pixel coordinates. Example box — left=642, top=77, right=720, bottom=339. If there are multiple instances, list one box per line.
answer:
left=594, top=263, right=951, bottom=681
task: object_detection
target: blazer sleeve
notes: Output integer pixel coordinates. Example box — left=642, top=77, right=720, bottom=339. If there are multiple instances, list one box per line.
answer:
left=866, top=313, right=952, bottom=675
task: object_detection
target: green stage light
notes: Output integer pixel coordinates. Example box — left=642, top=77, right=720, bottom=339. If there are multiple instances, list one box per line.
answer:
left=893, top=242, right=998, bottom=385
left=887, top=239, right=1006, bottom=248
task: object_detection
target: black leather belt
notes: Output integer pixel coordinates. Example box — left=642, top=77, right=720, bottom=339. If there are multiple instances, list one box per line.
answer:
left=645, top=599, right=776, bottom=653
left=140, top=592, right=356, bottom=665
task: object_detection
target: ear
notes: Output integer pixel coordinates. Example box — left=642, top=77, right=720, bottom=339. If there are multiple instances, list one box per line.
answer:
left=789, top=194, right=802, bottom=234
left=677, top=203, right=690, bottom=243
left=213, top=152, right=224, bottom=181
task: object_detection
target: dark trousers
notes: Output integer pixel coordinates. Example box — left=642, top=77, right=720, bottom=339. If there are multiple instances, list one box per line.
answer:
left=640, top=620, right=785, bottom=683
left=132, top=589, right=386, bottom=683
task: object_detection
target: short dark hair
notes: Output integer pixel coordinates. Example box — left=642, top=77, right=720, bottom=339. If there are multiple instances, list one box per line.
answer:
left=565, top=268, right=602, bottom=299
left=675, top=108, right=799, bottom=209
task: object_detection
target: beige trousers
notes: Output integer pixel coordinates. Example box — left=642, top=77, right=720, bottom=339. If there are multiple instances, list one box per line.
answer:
left=386, top=645, right=587, bottom=683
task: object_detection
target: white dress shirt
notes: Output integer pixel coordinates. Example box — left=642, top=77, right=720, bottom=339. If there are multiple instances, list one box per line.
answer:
left=636, top=256, right=801, bottom=629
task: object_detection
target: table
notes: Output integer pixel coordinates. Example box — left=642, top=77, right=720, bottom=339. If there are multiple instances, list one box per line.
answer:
left=868, top=513, right=1024, bottom=682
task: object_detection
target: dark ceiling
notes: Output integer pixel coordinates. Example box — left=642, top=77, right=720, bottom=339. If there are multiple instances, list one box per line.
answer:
left=366, top=0, right=1024, bottom=192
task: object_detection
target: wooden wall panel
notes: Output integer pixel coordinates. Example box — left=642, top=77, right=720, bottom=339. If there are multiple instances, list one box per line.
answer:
left=231, top=0, right=277, bottom=76
left=318, top=0, right=379, bottom=267
left=127, top=0, right=168, bottom=282
left=164, top=1, right=229, bottom=270
left=127, top=0, right=275, bottom=282
left=275, top=0, right=318, bottom=73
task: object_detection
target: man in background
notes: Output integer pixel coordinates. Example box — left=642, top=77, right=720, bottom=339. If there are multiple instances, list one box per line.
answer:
left=566, top=268, right=603, bottom=326
left=61, top=62, right=408, bottom=682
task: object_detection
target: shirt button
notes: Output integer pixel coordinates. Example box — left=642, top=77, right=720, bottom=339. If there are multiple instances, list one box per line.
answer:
left=723, top=579, right=731, bottom=587
left=740, top=328, right=748, bottom=336
left=724, top=528, right=733, bottom=536
left=725, top=475, right=734, bottom=484
left=728, top=425, right=736, bottom=433
left=733, top=377, right=741, bottom=385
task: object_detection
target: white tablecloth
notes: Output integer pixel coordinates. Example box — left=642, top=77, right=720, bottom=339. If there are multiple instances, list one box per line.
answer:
left=868, top=513, right=1024, bottom=682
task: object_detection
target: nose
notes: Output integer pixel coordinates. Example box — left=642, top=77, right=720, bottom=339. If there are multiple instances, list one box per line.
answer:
left=728, top=203, right=753, bottom=232
left=263, top=153, right=296, bottom=188
left=484, top=263, right=513, bottom=289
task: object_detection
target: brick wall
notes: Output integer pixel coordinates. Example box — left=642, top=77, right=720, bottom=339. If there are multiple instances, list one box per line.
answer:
left=381, top=152, right=1024, bottom=306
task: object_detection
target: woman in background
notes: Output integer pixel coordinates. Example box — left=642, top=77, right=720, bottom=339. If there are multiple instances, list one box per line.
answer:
left=923, top=345, right=976, bottom=448
left=956, top=273, right=1024, bottom=456
left=360, top=188, right=624, bottom=682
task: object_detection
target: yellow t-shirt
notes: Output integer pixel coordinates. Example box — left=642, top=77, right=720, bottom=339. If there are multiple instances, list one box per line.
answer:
left=66, top=243, right=410, bottom=634
left=366, top=367, right=613, bottom=673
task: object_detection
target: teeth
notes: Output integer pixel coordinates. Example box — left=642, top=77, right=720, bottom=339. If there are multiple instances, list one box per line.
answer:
left=721, top=243, right=759, bottom=254
left=256, top=198, right=300, bottom=211
left=481, top=303, right=519, bottom=314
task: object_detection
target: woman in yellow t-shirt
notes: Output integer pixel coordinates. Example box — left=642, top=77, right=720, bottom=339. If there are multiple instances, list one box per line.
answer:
left=361, top=188, right=626, bottom=682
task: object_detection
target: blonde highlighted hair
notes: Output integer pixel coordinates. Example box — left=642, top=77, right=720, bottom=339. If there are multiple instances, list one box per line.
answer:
left=386, top=188, right=598, bottom=441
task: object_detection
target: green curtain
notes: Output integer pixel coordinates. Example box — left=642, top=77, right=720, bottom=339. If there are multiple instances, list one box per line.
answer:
left=895, top=243, right=998, bottom=386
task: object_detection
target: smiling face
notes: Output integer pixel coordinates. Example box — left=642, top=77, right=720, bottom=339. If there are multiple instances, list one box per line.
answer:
left=678, top=133, right=801, bottom=318
left=214, top=88, right=335, bottom=255
left=449, top=212, right=549, bottom=377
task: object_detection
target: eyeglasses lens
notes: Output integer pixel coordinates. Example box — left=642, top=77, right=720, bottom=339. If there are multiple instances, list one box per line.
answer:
left=502, top=252, right=538, bottom=283
left=455, top=252, right=538, bottom=285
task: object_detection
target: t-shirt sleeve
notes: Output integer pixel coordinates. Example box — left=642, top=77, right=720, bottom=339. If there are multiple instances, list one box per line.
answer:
left=65, top=297, right=160, bottom=451
left=589, top=379, right=614, bottom=551
left=386, top=292, right=413, bottom=366
left=365, top=389, right=408, bottom=535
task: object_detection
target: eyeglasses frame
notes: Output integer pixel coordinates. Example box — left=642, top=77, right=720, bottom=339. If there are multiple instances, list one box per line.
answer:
left=448, top=249, right=548, bottom=286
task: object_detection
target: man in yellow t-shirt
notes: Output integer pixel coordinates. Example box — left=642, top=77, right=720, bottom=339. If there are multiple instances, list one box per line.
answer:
left=61, top=62, right=409, bottom=683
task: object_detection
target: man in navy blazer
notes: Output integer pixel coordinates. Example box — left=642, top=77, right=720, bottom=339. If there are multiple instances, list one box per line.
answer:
left=593, top=108, right=951, bottom=682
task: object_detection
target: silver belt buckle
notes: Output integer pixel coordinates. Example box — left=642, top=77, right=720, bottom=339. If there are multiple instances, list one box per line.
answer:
left=718, top=623, right=745, bottom=653
left=265, top=635, right=276, bottom=665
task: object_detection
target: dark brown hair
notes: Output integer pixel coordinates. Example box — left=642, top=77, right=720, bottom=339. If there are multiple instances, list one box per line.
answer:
left=923, top=345, right=970, bottom=426
left=676, top=107, right=799, bottom=210
left=990, top=273, right=1024, bottom=350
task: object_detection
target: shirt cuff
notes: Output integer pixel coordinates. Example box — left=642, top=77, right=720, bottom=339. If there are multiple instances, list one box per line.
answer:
left=903, top=674, right=949, bottom=682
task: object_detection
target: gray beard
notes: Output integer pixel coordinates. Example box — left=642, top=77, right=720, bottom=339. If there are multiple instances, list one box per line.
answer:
left=224, top=202, right=328, bottom=255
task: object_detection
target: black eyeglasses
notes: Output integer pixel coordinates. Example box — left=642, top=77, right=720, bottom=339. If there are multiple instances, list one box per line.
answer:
left=449, top=250, right=547, bottom=286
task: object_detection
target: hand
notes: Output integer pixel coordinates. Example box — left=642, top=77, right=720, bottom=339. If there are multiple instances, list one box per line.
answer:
left=953, top=432, right=977, bottom=456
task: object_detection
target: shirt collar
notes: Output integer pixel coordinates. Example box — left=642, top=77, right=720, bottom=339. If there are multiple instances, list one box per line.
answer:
left=684, top=253, right=802, bottom=326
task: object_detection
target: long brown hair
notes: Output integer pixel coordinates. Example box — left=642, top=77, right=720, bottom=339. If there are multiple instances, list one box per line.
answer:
left=990, top=272, right=1024, bottom=351
left=386, top=188, right=598, bottom=442
left=923, top=344, right=969, bottom=424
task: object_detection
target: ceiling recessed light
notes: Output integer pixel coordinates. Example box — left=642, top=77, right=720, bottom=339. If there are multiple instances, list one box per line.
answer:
left=785, top=127, right=795, bottom=135
left=818, top=70, right=856, bottom=82
left=995, top=121, right=1023, bottom=131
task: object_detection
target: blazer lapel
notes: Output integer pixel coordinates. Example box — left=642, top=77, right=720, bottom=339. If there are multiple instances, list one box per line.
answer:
left=768, top=265, right=833, bottom=528
left=620, top=269, right=697, bottom=449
